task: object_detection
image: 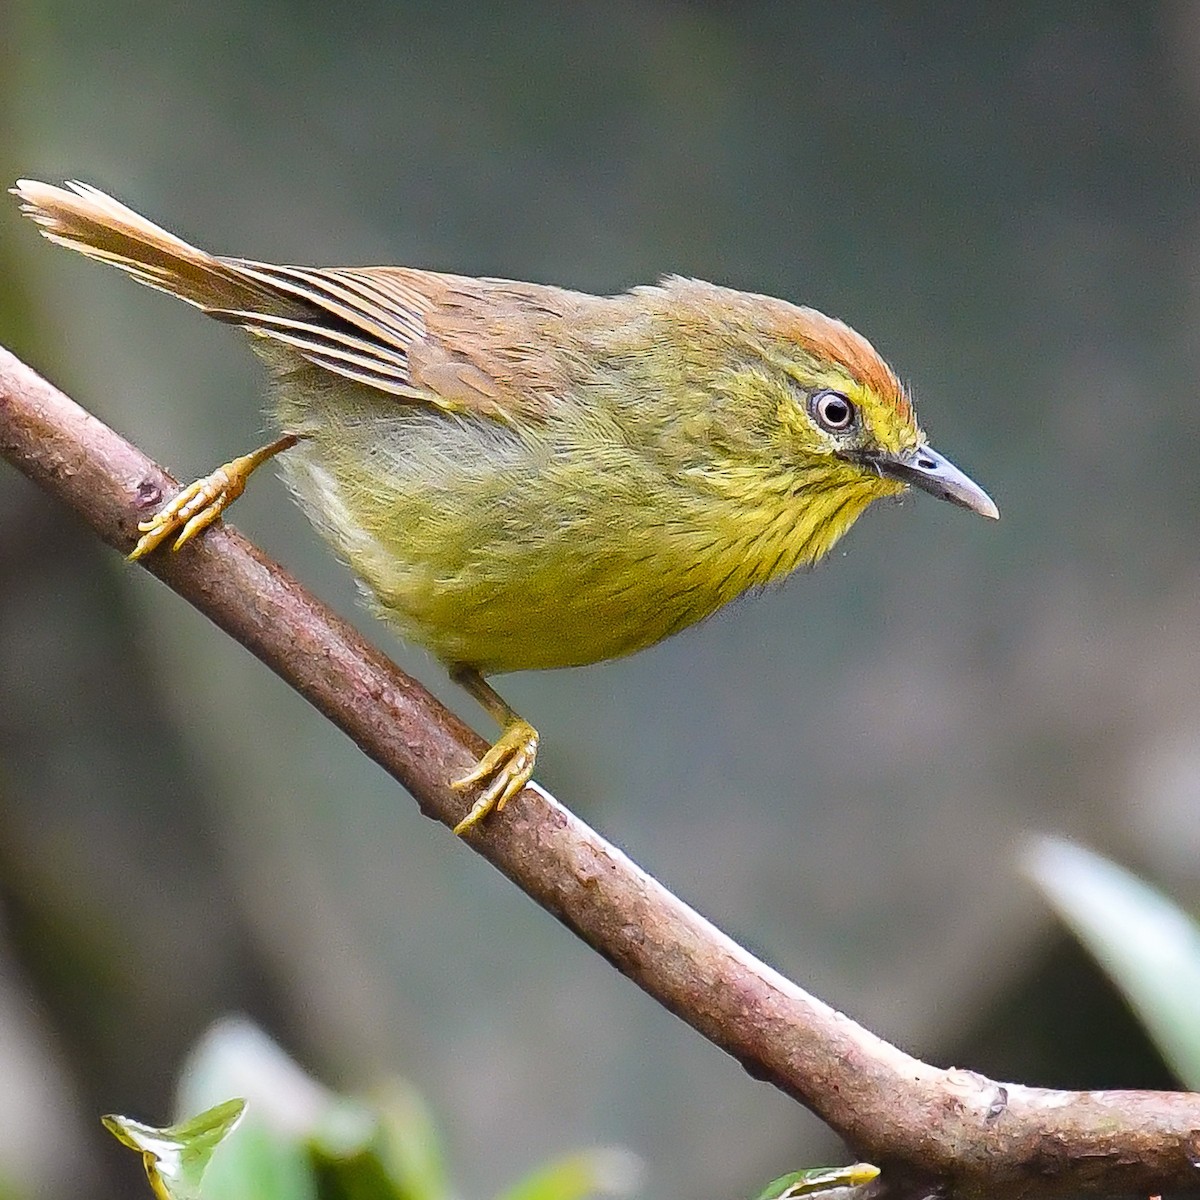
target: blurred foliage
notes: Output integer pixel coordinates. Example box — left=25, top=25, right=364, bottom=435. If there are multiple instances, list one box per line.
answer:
left=1025, top=839, right=1200, bottom=1090
left=103, top=1022, right=879, bottom=1200
left=104, top=1020, right=645, bottom=1200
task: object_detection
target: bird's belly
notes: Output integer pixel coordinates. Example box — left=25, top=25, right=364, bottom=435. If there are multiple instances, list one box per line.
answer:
left=392, top=569, right=696, bottom=674
left=277, top=437, right=722, bottom=675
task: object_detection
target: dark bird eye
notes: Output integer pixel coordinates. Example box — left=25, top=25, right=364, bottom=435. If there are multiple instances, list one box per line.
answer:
left=810, top=389, right=856, bottom=432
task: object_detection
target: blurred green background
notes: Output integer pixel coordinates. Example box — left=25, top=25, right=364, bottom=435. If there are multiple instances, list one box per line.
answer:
left=1, top=4, right=1197, bottom=1199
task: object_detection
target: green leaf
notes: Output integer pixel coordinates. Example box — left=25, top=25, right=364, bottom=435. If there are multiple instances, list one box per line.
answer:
left=102, top=1098, right=246, bottom=1200
left=309, top=1081, right=449, bottom=1200
left=1023, top=836, right=1200, bottom=1088
left=494, top=1148, right=642, bottom=1200
left=191, top=1116, right=318, bottom=1200
left=113, top=1018, right=642, bottom=1200
left=173, top=1020, right=323, bottom=1200
left=368, top=1082, right=448, bottom=1200
left=177, top=1019, right=448, bottom=1200
left=753, top=1163, right=880, bottom=1200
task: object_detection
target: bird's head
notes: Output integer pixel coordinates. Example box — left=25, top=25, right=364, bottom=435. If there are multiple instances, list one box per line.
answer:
left=648, top=278, right=997, bottom=579
left=664, top=278, right=995, bottom=510
left=759, top=301, right=998, bottom=523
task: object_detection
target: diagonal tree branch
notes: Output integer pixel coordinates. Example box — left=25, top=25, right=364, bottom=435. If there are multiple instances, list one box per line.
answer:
left=2, top=342, right=1198, bottom=1200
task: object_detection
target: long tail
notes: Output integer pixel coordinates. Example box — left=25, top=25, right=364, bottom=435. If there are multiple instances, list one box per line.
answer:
left=12, top=180, right=427, bottom=396
left=11, top=179, right=279, bottom=313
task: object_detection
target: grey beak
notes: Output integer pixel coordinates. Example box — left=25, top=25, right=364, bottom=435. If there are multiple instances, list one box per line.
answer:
left=872, top=444, right=999, bottom=520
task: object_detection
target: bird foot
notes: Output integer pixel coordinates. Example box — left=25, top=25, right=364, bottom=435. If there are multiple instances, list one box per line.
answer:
left=129, top=434, right=299, bottom=560
left=129, top=460, right=250, bottom=560
left=451, top=719, right=539, bottom=835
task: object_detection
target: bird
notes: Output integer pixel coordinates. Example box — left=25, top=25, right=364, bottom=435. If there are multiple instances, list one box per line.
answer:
left=12, top=179, right=998, bottom=835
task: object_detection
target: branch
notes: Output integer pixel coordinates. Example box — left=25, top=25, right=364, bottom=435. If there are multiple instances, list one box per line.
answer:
left=2, top=343, right=1197, bottom=1200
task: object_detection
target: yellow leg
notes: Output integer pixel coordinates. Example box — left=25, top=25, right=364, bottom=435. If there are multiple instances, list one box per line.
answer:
left=449, top=665, right=539, bottom=835
left=129, top=433, right=300, bottom=561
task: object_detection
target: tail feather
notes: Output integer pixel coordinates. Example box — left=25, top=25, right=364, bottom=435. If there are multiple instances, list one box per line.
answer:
left=12, top=179, right=432, bottom=399
left=11, top=179, right=278, bottom=314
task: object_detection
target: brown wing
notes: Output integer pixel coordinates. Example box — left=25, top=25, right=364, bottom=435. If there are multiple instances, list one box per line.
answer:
left=13, top=180, right=574, bottom=422
left=213, top=261, right=440, bottom=399
left=226, top=263, right=579, bottom=421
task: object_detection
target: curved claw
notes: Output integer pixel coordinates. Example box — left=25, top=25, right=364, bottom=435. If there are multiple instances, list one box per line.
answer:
left=451, top=720, right=539, bottom=835
left=129, top=467, right=244, bottom=560
left=127, top=435, right=299, bottom=561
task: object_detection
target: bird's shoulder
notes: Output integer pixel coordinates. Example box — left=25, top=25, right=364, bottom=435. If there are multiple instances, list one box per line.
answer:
left=379, top=269, right=606, bottom=423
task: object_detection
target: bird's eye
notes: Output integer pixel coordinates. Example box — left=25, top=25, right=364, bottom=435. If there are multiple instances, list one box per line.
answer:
left=810, top=389, right=856, bottom=432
